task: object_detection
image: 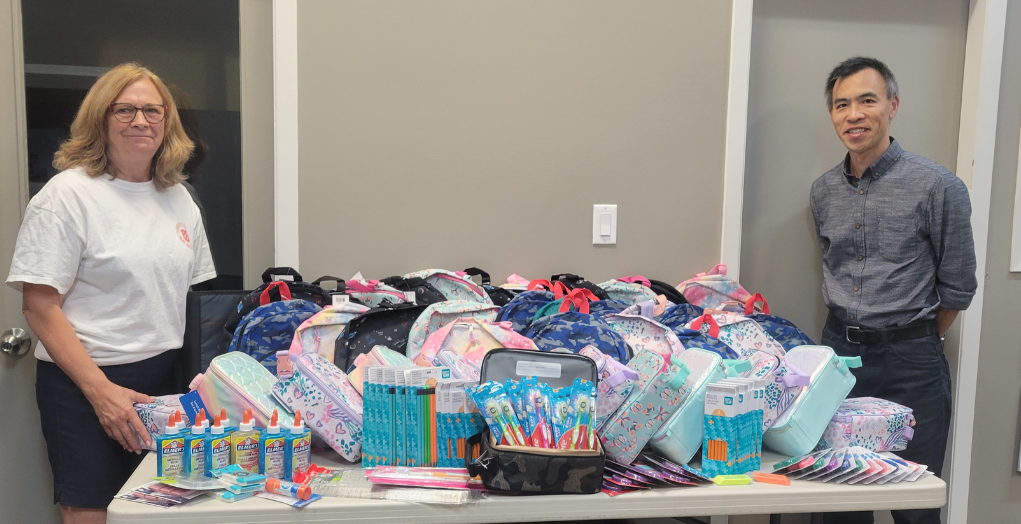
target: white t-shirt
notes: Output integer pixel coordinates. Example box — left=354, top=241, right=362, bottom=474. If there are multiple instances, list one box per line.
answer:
left=6, top=167, right=216, bottom=366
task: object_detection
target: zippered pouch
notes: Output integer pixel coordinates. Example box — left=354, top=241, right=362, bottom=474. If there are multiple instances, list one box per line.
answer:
left=819, top=397, right=915, bottom=452
left=763, top=346, right=860, bottom=457
left=649, top=348, right=728, bottom=464
left=465, top=349, right=604, bottom=494
left=599, top=350, right=691, bottom=465
left=578, top=346, right=638, bottom=430
left=272, top=353, right=363, bottom=461
left=192, top=352, right=293, bottom=431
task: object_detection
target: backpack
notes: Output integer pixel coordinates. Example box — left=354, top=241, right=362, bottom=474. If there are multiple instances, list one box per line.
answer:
left=288, top=302, right=370, bottom=364
left=532, top=289, right=627, bottom=322
left=463, top=267, right=519, bottom=306
left=658, top=303, right=706, bottom=331
left=676, top=263, right=752, bottom=310
left=227, top=297, right=322, bottom=375
left=604, top=313, right=685, bottom=361
left=405, top=300, right=500, bottom=358
left=405, top=269, right=493, bottom=304
left=380, top=276, right=447, bottom=305
left=335, top=302, right=427, bottom=371
left=524, top=293, right=632, bottom=363
left=550, top=273, right=610, bottom=301
left=495, top=280, right=569, bottom=333
left=687, top=312, right=786, bottom=359
left=740, top=294, right=815, bottom=351
left=223, top=268, right=330, bottom=337
left=598, top=279, right=658, bottom=305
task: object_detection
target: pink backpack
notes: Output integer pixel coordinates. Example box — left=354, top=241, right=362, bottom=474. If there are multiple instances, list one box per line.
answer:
left=412, top=318, right=537, bottom=367
left=676, top=263, right=752, bottom=309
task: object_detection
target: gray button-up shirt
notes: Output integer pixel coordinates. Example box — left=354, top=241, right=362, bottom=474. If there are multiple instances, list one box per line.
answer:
left=810, top=138, right=977, bottom=329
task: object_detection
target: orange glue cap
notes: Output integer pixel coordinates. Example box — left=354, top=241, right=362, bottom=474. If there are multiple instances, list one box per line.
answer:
left=240, top=409, right=254, bottom=432
left=291, top=411, right=304, bottom=434
left=220, top=408, right=230, bottom=426
left=267, top=410, right=280, bottom=434
left=211, top=414, right=224, bottom=434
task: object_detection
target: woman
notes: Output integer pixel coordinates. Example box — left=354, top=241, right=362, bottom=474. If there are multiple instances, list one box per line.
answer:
left=6, top=63, right=215, bottom=523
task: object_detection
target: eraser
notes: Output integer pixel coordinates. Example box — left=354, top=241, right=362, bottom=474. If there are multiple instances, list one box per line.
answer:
left=712, top=474, right=752, bottom=486
left=752, top=472, right=791, bottom=485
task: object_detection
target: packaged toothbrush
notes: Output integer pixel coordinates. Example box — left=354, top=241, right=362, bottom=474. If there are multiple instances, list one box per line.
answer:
left=521, top=378, right=553, bottom=448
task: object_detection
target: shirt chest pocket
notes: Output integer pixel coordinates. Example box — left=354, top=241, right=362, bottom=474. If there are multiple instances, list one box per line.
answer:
left=878, top=212, right=922, bottom=262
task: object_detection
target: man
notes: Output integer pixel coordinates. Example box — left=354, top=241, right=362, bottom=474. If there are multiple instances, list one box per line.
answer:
left=810, top=57, right=977, bottom=524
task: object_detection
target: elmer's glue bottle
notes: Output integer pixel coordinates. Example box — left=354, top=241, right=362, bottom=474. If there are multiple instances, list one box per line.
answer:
left=284, top=411, right=312, bottom=482
left=204, top=415, right=232, bottom=476
left=184, top=409, right=207, bottom=476
left=219, top=408, right=237, bottom=434
left=259, top=410, right=286, bottom=479
left=231, top=409, right=261, bottom=472
left=156, top=411, right=185, bottom=476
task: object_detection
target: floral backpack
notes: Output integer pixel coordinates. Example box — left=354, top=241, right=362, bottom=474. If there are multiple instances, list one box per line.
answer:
left=676, top=263, right=752, bottom=310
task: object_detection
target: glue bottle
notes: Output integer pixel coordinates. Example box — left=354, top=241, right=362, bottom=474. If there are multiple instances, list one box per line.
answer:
left=283, top=411, right=312, bottom=482
left=184, top=409, right=207, bottom=476
left=231, top=408, right=261, bottom=472
left=259, top=410, right=286, bottom=479
left=156, top=410, right=185, bottom=476
left=204, top=414, right=232, bottom=476
left=219, top=408, right=237, bottom=434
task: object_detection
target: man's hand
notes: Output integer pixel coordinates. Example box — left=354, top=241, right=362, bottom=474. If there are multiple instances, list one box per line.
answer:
left=936, top=307, right=960, bottom=339
left=82, top=379, right=155, bottom=453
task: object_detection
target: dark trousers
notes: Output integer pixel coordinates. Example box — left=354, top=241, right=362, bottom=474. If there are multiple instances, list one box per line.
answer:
left=820, top=314, right=952, bottom=524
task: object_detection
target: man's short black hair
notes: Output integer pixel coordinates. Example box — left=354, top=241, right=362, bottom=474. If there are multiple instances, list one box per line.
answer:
left=825, top=57, right=899, bottom=109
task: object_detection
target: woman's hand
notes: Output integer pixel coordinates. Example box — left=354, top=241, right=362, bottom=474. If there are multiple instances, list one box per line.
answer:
left=82, top=379, right=155, bottom=453
left=22, top=283, right=156, bottom=453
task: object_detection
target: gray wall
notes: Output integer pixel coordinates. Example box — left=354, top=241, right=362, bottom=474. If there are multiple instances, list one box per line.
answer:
left=968, top=0, right=1021, bottom=521
left=741, top=0, right=968, bottom=342
left=295, top=0, right=732, bottom=284
left=240, top=0, right=276, bottom=288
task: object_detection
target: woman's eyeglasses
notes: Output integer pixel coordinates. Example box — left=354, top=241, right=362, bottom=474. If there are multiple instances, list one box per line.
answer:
left=109, top=103, right=167, bottom=124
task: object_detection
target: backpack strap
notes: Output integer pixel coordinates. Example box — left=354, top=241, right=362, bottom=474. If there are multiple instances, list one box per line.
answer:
left=744, top=293, right=770, bottom=315
left=619, top=275, right=651, bottom=287
left=462, top=267, right=491, bottom=286
left=312, top=276, right=346, bottom=292
left=261, top=267, right=303, bottom=283
left=558, top=289, right=591, bottom=314
left=696, top=263, right=727, bottom=278
left=528, top=279, right=568, bottom=299
left=690, top=313, right=721, bottom=339
left=259, top=281, right=292, bottom=305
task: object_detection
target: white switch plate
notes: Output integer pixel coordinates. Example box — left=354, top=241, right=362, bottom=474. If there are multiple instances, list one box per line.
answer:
left=592, top=204, right=617, bottom=244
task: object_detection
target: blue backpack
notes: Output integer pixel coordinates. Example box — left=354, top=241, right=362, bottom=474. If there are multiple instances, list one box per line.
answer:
left=524, top=294, right=632, bottom=363
left=658, top=303, right=705, bottom=331
left=495, top=281, right=569, bottom=333
left=673, top=327, right=739, bottom=360
left=741, top=294, right=815, bottom=351
left=228, top=299, right=322, bottom=374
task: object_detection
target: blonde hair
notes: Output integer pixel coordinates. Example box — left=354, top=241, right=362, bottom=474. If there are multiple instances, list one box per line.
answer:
left=53, top=63, right=194, bottom=191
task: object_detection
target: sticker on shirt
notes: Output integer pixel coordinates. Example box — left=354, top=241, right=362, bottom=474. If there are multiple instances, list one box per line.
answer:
left=176, top=222, right=191, bottom=249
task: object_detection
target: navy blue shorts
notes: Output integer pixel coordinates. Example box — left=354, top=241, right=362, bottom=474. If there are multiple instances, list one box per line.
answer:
left=36, top=350, right=179, bottom=509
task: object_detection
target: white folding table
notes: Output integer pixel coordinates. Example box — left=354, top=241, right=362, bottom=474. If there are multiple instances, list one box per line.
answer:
left=107, top=450, right=945, bottom=524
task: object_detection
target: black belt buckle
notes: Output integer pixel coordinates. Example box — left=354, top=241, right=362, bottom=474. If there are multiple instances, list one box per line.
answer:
left=845, top=326, right=862, bottom=344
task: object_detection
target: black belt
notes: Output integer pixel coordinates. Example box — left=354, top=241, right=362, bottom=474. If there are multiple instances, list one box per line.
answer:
left=826, top=315, right=938, bottom=345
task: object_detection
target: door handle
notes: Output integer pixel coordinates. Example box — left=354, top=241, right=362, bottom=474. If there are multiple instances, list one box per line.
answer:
left=1, top=328, right=31, bottom=358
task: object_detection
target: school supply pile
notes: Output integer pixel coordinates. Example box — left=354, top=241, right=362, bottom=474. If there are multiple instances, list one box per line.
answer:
left=601, top=451, right=711, bottom=496
left=773, top=446, right=931, bottom=484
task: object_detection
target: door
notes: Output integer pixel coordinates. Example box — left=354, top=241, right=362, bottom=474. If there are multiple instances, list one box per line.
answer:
left=0, top=2, right=59, bottom=523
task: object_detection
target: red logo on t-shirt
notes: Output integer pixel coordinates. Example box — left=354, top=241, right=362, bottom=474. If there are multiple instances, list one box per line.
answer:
left=176, top=222, right=191, bottom=248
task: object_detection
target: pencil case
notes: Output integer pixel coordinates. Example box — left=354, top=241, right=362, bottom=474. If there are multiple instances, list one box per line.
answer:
left=598, top=350, right=691, bottom=465
left=272, top=352, right=363, bottom=461
left=819, top=397, right=915, bottom=452
left=465, top=349, right=604, bottom=494
left=762, top=345, right=860, bottom=456
left=578, top=345, right=637, bottom=430
left=192, top=352, right=294, bottom=431
left=648, top=348, right=729, bottom=464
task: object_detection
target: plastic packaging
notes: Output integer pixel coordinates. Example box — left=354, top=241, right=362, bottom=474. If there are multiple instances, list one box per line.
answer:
left=156, top=411, right=185, bottom=477
left=259, top=410, right=286, bottom=479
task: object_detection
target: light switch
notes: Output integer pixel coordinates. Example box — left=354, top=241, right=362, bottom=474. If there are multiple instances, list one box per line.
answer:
left=593, top=204, right=617, bottom=244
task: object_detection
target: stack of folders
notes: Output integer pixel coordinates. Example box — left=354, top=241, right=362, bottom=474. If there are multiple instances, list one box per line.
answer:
left=362, top=366, right=485, bottom=468
left=773, top=446, right=931, bottom=484
left=702, top=378, right=766, bottom=477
